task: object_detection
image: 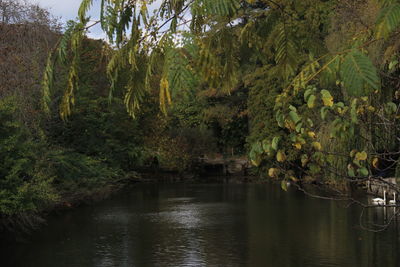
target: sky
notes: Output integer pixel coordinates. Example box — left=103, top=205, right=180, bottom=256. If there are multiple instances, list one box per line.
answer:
left=28, top=0, right=105, bottom=39
left=28, top=0, right=167, bottom=40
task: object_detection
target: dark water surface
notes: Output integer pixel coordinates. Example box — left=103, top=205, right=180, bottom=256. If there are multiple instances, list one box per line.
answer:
left=2, top=183, right=400, bottom=267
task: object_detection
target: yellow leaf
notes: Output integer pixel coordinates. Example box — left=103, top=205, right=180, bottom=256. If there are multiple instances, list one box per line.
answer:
left=293, top=143, right=302, bottom=149
left=276, top=150, right=286, bottom=162
left=321, top=91, right=334, bottom=107
left=160, top=77, right=171, bottom=104
left=251, top=159, right=260, bottom=167
left=284, top=120, right=295, bottom=130
left=355, top=151, right=368, bottom=161
left=268, top=168, right=279, bottom=178
left=322, top=97, right=333, bottom=107
left=312, top=142, right=322, bottom=151
left=307, top=131, right=316, bottom=139
left=372, top=158, right=379, bottom=168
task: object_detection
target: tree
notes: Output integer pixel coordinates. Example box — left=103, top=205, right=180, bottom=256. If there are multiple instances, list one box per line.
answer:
left=0, top=0, right=60, bottom=130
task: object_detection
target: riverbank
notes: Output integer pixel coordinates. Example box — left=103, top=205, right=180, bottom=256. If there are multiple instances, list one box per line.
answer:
left=0, top=164, right=389, bottom=243
left=0, top=171, right=146, bottom=242
left=0, top=167, right=249, bottom=242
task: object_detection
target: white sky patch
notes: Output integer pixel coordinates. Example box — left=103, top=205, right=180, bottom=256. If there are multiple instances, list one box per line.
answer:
left=30, top=0, right=84, bottom=20
left=28, top=0, right=106, bottom=39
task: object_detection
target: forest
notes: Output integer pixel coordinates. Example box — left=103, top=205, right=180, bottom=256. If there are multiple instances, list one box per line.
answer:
left=2, top=0, right=400, bottom=239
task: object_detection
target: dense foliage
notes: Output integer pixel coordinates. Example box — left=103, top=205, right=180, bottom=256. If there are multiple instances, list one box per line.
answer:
left=44, top=0, right=400, bottom=187
left=0, top=1, right=145, bottom=233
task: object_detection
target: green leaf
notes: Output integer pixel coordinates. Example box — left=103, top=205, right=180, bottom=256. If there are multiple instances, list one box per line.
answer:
left=304, top=88, right=314, bottom=102
left=389, top=60, right=398, bottom=70
left=290, top=133, right=297, bottom=142
left=276, top=111, right=285, bottom=128
left=353, top=159, right=362, bottom=168
left=385, top=102, right=398, bottom=114
left=358, top=167, right=369, bottom=176
left=335, top=102, right=345, bottom=108
left=262, top=140, right=271, bottom=153
left=272, top=136, right=281, bottom=151
left=307, top=94, right=316, bottom=108
left=251, top=142, right=263, bottom=154
left=348, top=167, right=355, bottom=177
left=350, top=99, right=358, bottom=123
left=295, top=122, right=303, bottom=133
left=320, top=106, right=329, bottom=120
left=289, top=111, right=301, bottom=124
left=340, top=50, right=380, bottom=96
left=309, top=164, right=321, bottom=174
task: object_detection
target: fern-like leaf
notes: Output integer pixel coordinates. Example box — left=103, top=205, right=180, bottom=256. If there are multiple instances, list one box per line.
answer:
left=58, top=21, right=76, bottom=64
left=125, top=80, right=145, bottom=118
left=204, top=0, right=240, bottom=16
left=42, top=52, right=55, bottom=114
left=60, top=62, right=78, bottom=120
left=124, top=59, right=147, bottom=118
left=159, top=77, right=172, bottom=114
left=198, top=41, right=222, bottom=87
left=376, top=3, right=400, bottom=39
left=166, top=48, right=196, bottom=96
left=273, top=23, right=298, bottom=79
left=191, top=0, right=240, bottom=25
left=380, top=0, right=398, bottom=8
left=59, top=23, right=85, bottom=120
left=78, top=0, right=93, bottom=22
left=100, top=0, right=107, bottom=29
left=340, top=50, right=380, bottom=96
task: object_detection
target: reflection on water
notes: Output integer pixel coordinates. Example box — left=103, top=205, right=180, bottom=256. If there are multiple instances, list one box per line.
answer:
left=2, top=183, right=400, bottom=267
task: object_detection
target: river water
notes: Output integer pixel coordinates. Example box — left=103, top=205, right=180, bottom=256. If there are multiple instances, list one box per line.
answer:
left=2, top=183, right=400, bottom=267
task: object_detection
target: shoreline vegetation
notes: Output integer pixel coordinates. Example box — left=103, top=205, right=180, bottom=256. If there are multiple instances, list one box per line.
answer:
left=0, top=163, right=364, bottom=242
left=2, top=0, right=400, bottom=239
